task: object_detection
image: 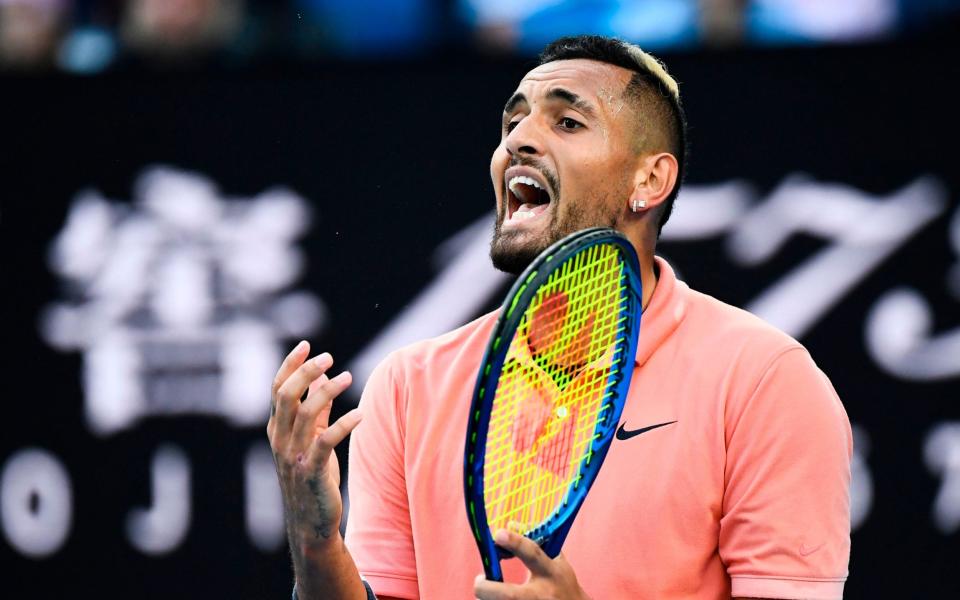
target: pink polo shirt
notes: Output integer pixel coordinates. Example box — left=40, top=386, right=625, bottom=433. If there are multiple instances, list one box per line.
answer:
left=345, top=257, right=852, bottom=599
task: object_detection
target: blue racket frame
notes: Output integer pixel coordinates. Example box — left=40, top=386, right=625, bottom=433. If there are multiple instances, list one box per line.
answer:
left=463, top=227, right=643, bottom=582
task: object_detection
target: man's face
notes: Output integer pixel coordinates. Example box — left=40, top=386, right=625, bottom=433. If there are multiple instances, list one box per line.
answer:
left=490, top=59, right=639, bottom=274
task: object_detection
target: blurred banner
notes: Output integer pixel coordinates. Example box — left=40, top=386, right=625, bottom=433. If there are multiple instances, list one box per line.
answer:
left=2, top=0, right=960, bottom=73
left=2, top=36, right=959, bottom=598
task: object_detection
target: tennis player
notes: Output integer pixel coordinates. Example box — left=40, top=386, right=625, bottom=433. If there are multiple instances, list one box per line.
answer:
left=268, top=35, right=852, bottom=600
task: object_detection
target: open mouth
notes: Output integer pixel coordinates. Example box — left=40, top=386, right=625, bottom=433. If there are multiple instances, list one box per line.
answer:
left=505, top=172, right=552, bottom=225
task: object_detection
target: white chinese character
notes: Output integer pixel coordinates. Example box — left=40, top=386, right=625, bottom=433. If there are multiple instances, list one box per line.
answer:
left=41, top=165, right=326, bottom=435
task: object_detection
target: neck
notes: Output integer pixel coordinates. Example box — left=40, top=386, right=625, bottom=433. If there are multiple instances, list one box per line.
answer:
left=620, top=218, right=658, bottom=309
left=637, top=251, right=658, bottom=310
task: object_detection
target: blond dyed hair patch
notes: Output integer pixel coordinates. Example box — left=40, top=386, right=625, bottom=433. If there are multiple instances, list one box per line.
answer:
left=621, top=42, right=681, bottom=102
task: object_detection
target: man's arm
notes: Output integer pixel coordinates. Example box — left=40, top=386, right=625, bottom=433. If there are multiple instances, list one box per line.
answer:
left=267, top=341, right=367, bottom=600
left=291, top=530, right=366, bottom=600
left=720, top=346, right=852, bottom=600
left=342, top=352, right=421, bottom=599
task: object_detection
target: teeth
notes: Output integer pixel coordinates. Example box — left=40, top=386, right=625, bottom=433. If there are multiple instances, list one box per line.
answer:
left=511, top=203, right=540, bottom=220
left=506, top=174, right=549, bottom=223
left=508, top=175, right=545, bottom=195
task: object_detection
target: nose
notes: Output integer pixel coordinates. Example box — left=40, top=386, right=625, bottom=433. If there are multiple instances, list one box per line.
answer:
left=505, top=115, right=543, bottom=158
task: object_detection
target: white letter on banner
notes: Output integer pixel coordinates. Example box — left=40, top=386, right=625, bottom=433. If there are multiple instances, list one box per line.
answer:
left=850, top=425, right=873, bottom=531
left=0, top=448, right=73, bottom=557
left=925, top=422, right=960, bottom=534
left=737, top=176, right=946, bottom=339
left=865, top=205, right=960, bottom=381
left=245, top=442, right=285, bottom=551
left=126, top=445, right=191, bottom=554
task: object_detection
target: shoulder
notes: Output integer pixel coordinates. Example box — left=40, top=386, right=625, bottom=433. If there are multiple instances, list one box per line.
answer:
left=359, top=311, right=499, bottom=432
left=678, top=286, right=846, bottom=430
left=377, top=310, right=500, bottom=379
left=674, top=283, right=840, bottom=409
left=355, top=310, right=501, bottom=443
left=681, top=285, right=804, bottom=363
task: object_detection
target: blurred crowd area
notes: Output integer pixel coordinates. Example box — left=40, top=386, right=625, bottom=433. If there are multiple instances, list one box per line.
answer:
left=1, top=0, right=958, bottom=73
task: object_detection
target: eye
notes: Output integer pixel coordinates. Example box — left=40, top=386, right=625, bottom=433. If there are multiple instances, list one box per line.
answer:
left=505, top=118, right=521, bottom=133
left=558, top=117, right=583, bottom=131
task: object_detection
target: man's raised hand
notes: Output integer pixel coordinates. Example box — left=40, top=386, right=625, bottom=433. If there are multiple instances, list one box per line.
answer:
left=267, top=341, right=362, bottom=550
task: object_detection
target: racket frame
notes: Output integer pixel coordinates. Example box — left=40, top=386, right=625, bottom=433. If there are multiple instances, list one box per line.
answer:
left=463, top=227, right=642, bottom=582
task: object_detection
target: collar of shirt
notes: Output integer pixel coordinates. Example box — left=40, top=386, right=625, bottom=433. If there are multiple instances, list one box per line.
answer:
left=635, top=256, right=688, bottom=367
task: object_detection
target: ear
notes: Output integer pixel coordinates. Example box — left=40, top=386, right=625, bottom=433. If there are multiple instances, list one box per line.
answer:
left=628, top=152, right=679, bottom=213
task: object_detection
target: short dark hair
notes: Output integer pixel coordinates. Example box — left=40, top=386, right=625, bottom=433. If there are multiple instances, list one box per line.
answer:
left=538, top=35, right=688, bottom=237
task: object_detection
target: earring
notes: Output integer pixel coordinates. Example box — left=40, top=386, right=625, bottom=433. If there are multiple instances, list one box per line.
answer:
left=631, top=198, right=647, bottom=212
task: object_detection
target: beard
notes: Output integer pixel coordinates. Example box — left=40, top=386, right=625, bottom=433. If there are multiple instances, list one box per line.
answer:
left=489, top=189, right=620, bottom=275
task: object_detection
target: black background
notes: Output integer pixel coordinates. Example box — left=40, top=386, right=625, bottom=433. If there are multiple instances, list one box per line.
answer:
left=3, top=33, right=960, bottom=598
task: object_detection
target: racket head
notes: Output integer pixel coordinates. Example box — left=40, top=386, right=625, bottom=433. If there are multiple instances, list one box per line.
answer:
left=463, top=227, right=642, bottom=581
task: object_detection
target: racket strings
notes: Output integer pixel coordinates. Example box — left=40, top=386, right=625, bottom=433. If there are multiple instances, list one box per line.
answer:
left=484, top=380, right=617, bottom=526
left=483, top=377, right=614, bottom=480
left=485, top=351, right=619, bottom=527
left=483, top=243, right=633, bottom=534
left=525, top=248, right=622, bottom=387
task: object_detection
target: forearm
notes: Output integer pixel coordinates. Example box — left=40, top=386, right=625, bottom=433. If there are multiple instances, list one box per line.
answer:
left=291, top=529, right=367, bottom=600
left=269, top=344, right=369, bottom=600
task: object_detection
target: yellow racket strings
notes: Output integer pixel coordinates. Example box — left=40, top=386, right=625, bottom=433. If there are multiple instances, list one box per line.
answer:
left=483, top=244, right=630, bottom=534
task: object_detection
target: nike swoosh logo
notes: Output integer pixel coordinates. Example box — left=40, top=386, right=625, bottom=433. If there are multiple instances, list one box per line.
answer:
left=615, top=420, right=677, bottom=440
left=799, top=542, right=825, bottom=556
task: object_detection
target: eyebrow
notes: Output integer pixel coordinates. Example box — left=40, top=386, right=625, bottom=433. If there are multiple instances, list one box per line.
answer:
left=502, top=88, right=598, bottom=119
left=503, top=92, right=527, bottom=115
left=546, top=88, right=597, bottom=119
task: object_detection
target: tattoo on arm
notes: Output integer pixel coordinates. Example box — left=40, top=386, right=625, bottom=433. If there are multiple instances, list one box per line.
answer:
left=313, top=524, right=333, bottom=539
left=306, top=477, right=334, bottom=539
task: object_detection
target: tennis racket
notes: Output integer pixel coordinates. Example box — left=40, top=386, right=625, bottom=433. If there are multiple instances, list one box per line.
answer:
left=463, top=227, right=643, bottom=582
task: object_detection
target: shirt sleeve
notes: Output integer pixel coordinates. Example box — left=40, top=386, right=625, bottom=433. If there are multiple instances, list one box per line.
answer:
left=719, top=347, right=852, bottom=600
left=344, top=355, right=420, bottom=599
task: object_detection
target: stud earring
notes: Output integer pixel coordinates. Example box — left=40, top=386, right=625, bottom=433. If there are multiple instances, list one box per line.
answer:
left=631, top=198, right=647, bottom=212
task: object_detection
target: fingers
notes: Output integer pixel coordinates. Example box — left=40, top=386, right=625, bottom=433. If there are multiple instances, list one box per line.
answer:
left=312, top=373, right=333, bottom=424
left=274, top=351, right=334, bottom=433
left=494, top=529, right=552, bottom=578
left=315, top=406, right=363, bottom=455
left=292, top=370, right=353, bottom=447
left=271, top=340, right=310, bottom=417
left=475, top=534, right=585, bottom=600
left=473, top=574, right=527, bottom=600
